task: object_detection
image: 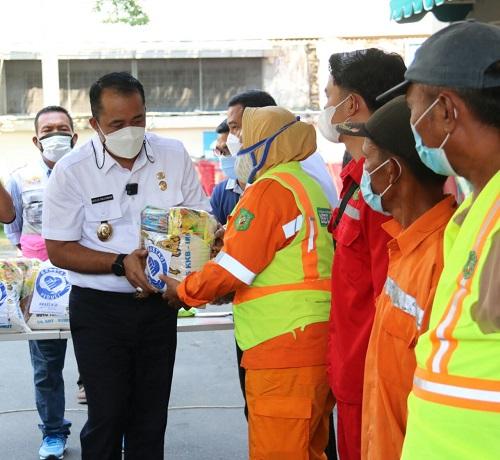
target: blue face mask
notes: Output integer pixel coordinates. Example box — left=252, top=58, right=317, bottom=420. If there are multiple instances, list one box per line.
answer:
left=360, top=158, right=400, bottom=216
left=236, top=117, right=299, bottom=184
left=219, top=155, right=237, bottom=180
left=411, top=98, right=457, bottom=177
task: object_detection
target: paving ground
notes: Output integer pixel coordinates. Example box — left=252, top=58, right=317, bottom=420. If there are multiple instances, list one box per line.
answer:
left=0, top=324, right=248, bottom=459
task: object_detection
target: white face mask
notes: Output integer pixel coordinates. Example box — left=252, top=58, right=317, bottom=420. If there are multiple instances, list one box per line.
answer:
left=98, top=124, right=145, bottom=159
left=317, top=95, right=351, bottom=143
left=226, top=133, right=242, bottom=156
left=234, top=153, right=254, bottom=184
left=40, top=133, right=73, bottom=163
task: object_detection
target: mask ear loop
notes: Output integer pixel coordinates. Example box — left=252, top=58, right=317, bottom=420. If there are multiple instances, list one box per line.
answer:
left=379, top=158, right=402, bottom=198
left=414, top=98, right=440, bottom=127
left=439, top=106, right=458, bottom=150
left=91, top=140, right=105, bottom=170
left=143, top=139, right=154, bottom=163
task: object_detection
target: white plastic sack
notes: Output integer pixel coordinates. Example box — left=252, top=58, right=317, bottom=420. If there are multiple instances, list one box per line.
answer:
left=0, top=259, right=32, bottom=333
left=27, top=260, right=71, bottom=330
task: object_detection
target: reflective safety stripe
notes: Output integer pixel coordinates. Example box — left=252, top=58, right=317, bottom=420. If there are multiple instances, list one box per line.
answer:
left=429, top=198, right=500, bottom=373
left=344, top=204, right=360, bottom=220
left=282, top=215, right=303, bottom=239
left=384, top=276, right=424, bottom=329
left=414, top=365, right=500, bottom=412
left=414, top=375, right=500, bottom=407
left=307, top=217, right=315, bottom=252
left=272, top=172, right=319, bottom=281
left=215, top=251, right=256, bottom=285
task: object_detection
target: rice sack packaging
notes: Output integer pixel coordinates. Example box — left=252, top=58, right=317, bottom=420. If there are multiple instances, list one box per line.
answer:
left=27, top=260, right=71, bottom=330
left=0, top=259, right=32, bottom=333
left=141, top=206, right=217, bottom=292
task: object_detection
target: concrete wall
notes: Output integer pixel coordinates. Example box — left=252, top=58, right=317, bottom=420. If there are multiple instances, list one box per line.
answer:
left=469, top=0, right=500, bottom=23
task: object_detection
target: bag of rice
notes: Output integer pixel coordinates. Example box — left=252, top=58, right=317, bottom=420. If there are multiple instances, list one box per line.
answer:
left=141, top=206, right=217, bottom=291
left=0, top=259, right=32, bottom=333
left=27, top=260, right=71, bottom=330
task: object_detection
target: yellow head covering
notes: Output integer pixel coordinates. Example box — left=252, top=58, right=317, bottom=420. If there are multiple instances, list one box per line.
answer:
left=241, top=106, right=317, bottom=179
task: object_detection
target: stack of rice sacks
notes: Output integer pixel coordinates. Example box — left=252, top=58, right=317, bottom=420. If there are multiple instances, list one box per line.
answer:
left=141, top=207, right=217, bottom=292
left=0, top=258, right=38, bottom=333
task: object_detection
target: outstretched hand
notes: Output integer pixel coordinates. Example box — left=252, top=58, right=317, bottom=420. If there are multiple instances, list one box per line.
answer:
left=159, top=275, right=190, bottom=310
left=210, top=225, right=225, bottom=259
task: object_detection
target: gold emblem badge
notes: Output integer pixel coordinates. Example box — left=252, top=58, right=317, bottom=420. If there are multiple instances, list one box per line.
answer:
left=97, top=221, right=113, bottom=241
left=159, top=180, right=167, bottom=191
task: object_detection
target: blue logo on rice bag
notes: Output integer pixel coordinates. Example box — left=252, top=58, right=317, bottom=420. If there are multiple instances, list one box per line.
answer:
left=36, top=267, right=71, bottom=300
left=146, top=245, right=169, bottom=290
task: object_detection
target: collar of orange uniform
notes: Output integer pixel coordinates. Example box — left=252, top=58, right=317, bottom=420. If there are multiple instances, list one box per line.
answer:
left=383, top=194, right=457, bottom=256
left=241, top=106, right=316, bottom=179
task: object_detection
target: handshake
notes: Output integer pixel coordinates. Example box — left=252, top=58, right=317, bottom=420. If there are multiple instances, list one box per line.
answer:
left=123, top=224, right=231, bottom=309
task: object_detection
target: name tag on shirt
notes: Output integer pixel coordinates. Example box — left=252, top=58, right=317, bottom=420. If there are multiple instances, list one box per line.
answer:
left=91, top=194, right=114, bottom=205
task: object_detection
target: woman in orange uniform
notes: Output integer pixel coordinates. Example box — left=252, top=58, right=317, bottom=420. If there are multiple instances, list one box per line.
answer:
left=163, top=106, right=335, bottom=460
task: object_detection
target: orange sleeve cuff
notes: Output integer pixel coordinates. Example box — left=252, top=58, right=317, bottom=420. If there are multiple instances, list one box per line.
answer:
left=177, top=260, right=245, bottom=307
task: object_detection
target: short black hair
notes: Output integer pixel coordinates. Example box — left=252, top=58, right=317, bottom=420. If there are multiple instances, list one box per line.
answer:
left=90, top=72, right=145, bottom=119
left=216, top=120, right=229, bottom=134
left=329, top=49, right=407, bottom=112
left=34, top=106, right=74, bottom=133
left=227, top=90, right=277, bottom=108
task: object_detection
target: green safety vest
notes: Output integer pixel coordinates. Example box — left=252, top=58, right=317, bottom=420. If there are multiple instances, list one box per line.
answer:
left=232, top=162, right=333, bottom=351
left=402, top=171, right=500, bottom=460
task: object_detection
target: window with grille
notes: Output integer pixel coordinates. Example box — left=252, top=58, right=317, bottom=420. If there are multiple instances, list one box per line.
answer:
left=2, top=60, right=43, bottom=115
left=59, top=59, right=132, bottom=114
left=2, top=57, right=263, bottom=115
left=138, top=57, right=263, bottom=112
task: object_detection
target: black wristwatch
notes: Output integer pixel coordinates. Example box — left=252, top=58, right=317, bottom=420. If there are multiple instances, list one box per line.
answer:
left=111, top=253, right=127, bottom=276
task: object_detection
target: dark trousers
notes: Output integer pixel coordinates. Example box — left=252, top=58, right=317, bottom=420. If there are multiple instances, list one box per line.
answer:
left=70, top=286, right=177, bottom=460
left=236, top=341, right=337, bottom=459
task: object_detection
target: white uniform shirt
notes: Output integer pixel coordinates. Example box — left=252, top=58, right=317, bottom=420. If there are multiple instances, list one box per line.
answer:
left=300, top=151, right=339, bottom=208
left=42, top=132, right=211, bottom=293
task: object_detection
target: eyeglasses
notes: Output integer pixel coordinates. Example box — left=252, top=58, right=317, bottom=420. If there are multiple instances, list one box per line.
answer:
left=213, top=147, right=231, bottom=157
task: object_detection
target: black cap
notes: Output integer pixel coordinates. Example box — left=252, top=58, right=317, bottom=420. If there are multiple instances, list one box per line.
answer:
left=337, top=95, right=416, bottom=161
left=377, top=21, right=500, bottom=101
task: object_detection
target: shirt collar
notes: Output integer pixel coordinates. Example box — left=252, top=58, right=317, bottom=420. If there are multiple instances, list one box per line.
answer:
left=341, top=157, right=363, bottom=184
left=383, top=195, right=457, bottom=257
left=225, top=178, right=244, bottom=195
left=91, top=133, right=154, bottom=175
left=39, top=159, right=51, bottom=176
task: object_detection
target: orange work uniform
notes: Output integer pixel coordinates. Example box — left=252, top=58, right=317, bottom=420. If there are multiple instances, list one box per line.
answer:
left=361, top=196, right=456, bottom=460
left=178, top=177, right=334, bottom=460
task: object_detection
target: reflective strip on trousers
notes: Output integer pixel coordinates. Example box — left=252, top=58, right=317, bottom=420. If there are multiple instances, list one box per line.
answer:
left=384, top=276, right=424, bottom=329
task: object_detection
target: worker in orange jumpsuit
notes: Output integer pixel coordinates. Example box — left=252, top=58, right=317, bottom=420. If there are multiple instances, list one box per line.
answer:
left=337, top=95, right=457, bottom=459
left=162, top=106, right=335, bottom=459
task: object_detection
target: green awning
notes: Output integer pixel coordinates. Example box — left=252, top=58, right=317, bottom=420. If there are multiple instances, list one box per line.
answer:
left=390, top=0, right=474, bottom=23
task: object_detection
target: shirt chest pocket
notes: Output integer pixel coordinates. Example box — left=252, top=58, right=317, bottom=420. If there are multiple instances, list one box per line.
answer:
left=333, top=216, right=363, bottom=283
left=84, top=201, right=123, bottom=224
left=377, top=304, right=418, bottom=388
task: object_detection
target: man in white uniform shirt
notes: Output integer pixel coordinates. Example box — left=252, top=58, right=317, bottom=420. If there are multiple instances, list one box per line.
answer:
left=42, top=72, right=211, bottom=460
